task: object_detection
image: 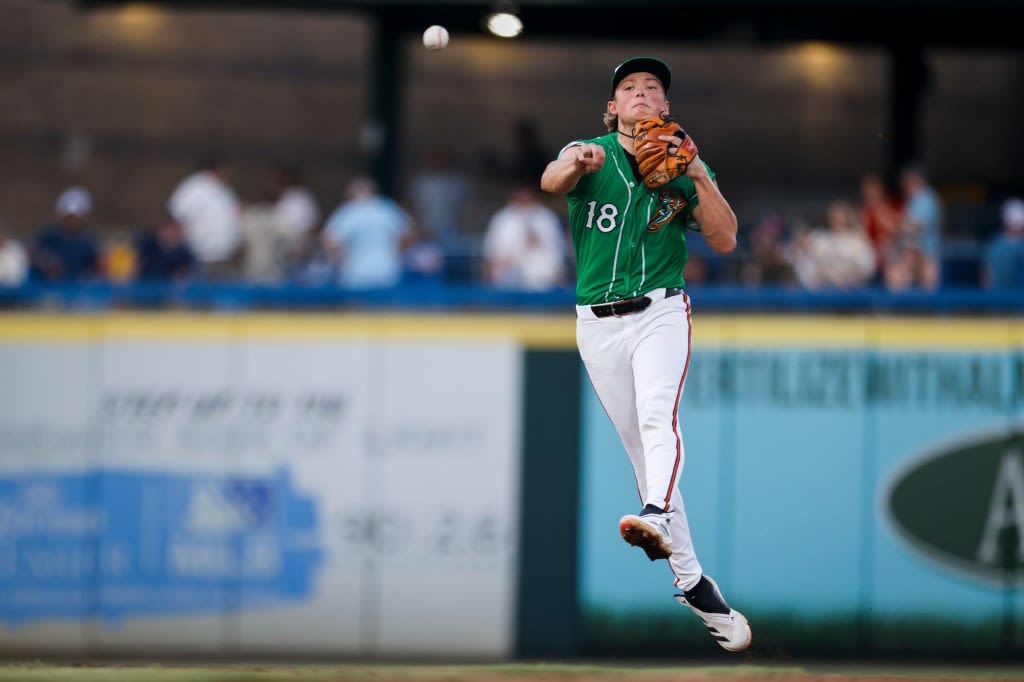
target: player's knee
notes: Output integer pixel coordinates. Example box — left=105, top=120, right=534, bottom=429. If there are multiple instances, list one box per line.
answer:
left=637, top=407, right=673, bottom=435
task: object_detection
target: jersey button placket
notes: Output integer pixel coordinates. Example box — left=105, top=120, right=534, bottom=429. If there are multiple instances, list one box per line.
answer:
left=623, top=190, right=647, bottom=295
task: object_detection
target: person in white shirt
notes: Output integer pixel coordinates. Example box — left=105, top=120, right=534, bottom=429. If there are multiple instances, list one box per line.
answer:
left=482, top=183, right=570, bottom=291
left=0, top=231, right=28, bottom=286
left=167, top=155, right=241, bottom=279
left=271, top=163, right=320, bottom=256
left=787, top=199, right=876, bottom=290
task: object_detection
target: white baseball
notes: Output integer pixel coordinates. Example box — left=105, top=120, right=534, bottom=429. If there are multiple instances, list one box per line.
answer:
left=423, top=25, right=449, bottom=51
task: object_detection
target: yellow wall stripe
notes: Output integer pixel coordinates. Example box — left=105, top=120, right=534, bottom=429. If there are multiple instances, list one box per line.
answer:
left=0, top=313, right=578, bottom=348
left=695, top=315, right=1024, bottom=350
left=1, top=313, right=1022, bottom=350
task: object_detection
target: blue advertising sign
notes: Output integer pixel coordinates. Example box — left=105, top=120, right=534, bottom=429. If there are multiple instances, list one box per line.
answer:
left=0, top=468, right=323, bottom=626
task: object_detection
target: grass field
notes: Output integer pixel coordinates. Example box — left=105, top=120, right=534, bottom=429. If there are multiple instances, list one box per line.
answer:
left=2, top=663, right=1024, bottom=682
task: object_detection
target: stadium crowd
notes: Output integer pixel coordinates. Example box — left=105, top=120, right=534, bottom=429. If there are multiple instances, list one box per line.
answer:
left=1, top=153, right=1022, bottom=297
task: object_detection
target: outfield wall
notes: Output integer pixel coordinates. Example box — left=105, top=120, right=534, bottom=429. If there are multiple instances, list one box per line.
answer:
left=0, top=314, right=539, bottom=658
left=580, top=316, right=1024, bottom=659
left=0, top=313, right=1022, bottom=659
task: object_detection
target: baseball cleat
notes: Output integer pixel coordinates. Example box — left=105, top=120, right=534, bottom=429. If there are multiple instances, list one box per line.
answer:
left=674, top=575, right=752, bottom=652
left=618, top=505, right=673, bottom=560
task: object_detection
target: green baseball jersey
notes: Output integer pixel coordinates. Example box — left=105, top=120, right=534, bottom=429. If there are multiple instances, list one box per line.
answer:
left=565, top=132, right=712, bottom=306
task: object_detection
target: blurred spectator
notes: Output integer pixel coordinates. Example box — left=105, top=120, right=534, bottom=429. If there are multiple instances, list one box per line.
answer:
left=135, top=212, right=196, bottom=281
left=239, top=195, right=281, bottom=283
left=0, top=230, right=28, bottom=286
left=858, top=173, right=903, bottom=282
left=237, top=164, right=320, bottom=284
left=683, top=232, right=718, bottom=286
left=741, top=211, right=795, bottom=287
left=167, top=154, right=241, bottom=280
left=270, top=163, right=320, bottom=267
left=102, top=233, right=138, bottom=283
left=787, top=200, right=876, bottom=290
left=481, top=183, right=569, bottom=291
left=323, top=177, right=414, bottom=288
left=409, top=147, right=470, bottom=255
left=885, top=162, right=942, bottom=292
left=982, top=197, right=1024, bottom=289
left=30, top=186, right=100, bottom=282
left=401, top=235, right=445, bottom=285
left=289, top=225, right=338, bottom=287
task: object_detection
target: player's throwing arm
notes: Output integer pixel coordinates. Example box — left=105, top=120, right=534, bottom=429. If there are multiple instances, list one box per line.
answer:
left=540, top=143, right=605, bottom=195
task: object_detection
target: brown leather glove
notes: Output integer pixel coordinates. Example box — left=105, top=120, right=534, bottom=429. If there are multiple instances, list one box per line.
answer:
left=632, top=116, right=699, bottom=189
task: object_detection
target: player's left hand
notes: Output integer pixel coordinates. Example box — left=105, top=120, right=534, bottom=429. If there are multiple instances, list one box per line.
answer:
left=656, top=131, right=708, bottom=180
left=633, top=116, right=699, bottom=189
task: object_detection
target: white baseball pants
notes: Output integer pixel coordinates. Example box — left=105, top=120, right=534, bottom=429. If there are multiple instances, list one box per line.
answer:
left=576, top=288, right=702, bottom=591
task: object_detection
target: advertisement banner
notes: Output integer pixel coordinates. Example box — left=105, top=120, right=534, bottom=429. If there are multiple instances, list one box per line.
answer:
left=579, top=317, right=1024, bottom=656
left=0, top=324, right=521, bottom=657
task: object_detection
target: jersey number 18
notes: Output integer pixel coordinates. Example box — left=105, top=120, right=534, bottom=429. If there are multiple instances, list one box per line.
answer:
left=585, top=201, right=619, bottom=233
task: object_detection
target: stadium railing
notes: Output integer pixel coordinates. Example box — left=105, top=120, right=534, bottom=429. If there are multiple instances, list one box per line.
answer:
left=0, top=281, right=1021, bottom=314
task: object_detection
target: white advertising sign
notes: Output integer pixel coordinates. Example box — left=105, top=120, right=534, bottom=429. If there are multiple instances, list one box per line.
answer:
left=0, top=332, right=522, bottom=657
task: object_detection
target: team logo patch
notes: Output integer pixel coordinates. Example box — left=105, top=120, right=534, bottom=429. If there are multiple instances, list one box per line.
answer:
left=646, top=190, right=688, bottom=232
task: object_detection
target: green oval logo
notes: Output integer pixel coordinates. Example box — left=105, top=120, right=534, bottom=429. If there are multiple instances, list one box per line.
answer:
left=885, top=427, right=1024, bottom=584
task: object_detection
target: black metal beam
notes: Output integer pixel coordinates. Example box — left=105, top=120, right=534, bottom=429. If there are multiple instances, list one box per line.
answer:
left=366, top=21, right=405, bottom=197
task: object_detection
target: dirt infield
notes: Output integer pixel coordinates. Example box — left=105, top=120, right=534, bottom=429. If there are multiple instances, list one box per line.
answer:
left=2, top=663, right=1024, bottom=682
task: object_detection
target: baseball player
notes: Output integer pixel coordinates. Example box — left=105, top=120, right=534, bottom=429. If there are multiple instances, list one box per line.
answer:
left=540, top=56, right=751, bottom=652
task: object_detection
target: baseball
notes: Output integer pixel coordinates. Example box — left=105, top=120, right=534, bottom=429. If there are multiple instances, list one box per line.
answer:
left=423, top=25, right=449, bottom=50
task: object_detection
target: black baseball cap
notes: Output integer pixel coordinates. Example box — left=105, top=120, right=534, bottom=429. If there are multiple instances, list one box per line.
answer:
left=610, top=56, right=672, bottom=95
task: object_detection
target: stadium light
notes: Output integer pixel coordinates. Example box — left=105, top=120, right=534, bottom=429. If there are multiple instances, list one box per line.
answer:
left=486, top=2, right=523, bottom=38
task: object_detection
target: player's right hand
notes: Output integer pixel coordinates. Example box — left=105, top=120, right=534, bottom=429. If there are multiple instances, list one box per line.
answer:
left=570, top=143, right=605, bottom=174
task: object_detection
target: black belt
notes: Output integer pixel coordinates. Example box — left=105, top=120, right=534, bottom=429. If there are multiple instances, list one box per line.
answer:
left=591, top=287, right=683, bottom=318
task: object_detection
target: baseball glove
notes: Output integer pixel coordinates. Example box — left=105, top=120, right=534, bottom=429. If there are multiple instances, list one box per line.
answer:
left=632, top=116, right=698, bottom=189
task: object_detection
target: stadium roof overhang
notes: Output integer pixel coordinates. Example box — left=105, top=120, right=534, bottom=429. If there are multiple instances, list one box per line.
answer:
left=75, top=0, right=1024, bottom=51
left=71, top=0, right=1024, bottom=194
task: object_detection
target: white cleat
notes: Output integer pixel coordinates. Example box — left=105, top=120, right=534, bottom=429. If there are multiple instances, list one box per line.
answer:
left=674, top=576, right=752, bottom=652
left=618, top=510, right=672, bottom=561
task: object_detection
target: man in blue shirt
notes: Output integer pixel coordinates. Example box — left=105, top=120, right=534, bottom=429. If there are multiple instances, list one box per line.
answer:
left=884, top=163, right=943, bottom=292
left=135, top=212, right=196, bottom=281
left=323, top=177, right=413, bottom=288
left=983, top=197, right=1024, bottom=290
left=30, top=187, right=100, bottom=282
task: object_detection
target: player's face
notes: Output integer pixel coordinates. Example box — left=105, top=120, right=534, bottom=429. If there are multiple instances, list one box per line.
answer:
left=608, top=72, right=669, bottom=125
